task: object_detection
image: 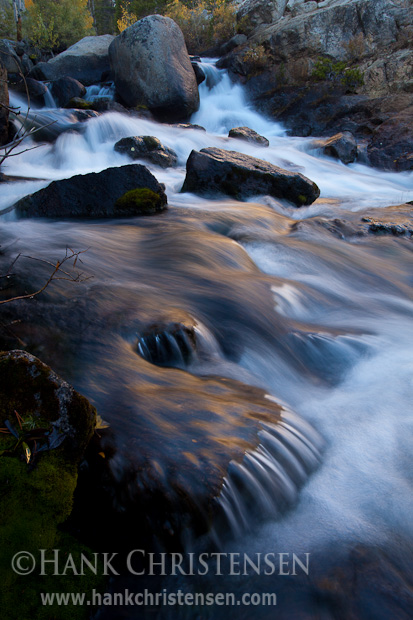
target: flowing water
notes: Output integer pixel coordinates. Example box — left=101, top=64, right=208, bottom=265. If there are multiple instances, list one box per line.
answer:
left=1, top=59, right=413, bottom=618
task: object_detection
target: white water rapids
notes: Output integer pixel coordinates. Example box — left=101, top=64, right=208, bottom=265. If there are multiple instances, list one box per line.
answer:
left=1, top=59, right=413, bottom=618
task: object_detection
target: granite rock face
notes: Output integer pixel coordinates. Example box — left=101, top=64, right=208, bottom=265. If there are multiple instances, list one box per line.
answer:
left=29, top=35, right=114, bottom=85
left=109, top=15, right=199, bottom=121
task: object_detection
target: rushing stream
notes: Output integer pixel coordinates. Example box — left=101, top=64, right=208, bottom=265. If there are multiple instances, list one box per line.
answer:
left=1, top=59, right=413, bottom=618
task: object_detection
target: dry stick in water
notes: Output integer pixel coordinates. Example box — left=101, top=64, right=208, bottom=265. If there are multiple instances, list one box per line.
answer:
left=0, top=248, right=92, bottom=305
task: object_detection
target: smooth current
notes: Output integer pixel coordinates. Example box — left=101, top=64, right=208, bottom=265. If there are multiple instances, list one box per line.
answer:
left=1, top=60, right=413, bottom=618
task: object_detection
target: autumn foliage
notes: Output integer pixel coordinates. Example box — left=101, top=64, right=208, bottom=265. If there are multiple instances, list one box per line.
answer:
left=24, top=0, right=94, bottom=50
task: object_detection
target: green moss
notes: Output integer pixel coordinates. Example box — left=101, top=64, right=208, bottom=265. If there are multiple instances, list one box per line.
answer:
left=297, top=194, right=307, bottom=205
left=141, top=135, right=160, bottom=150
left=66, top=97, right=93, bottom=110
left=115, top=187, right=165, bottom=215
left=0, top=352, right=103, bottom=619
left=0, top=446, right=104, bottom=619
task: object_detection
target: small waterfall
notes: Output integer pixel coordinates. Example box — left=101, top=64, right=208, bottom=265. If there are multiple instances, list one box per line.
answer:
left=43, top=84, right=56, bottom=108
left=213, top=408, right=324, bottom=542
left=84, top=82, right=116, bottom=102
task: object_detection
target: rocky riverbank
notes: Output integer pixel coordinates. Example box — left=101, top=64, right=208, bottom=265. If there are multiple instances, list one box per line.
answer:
left=218, top=0, right=413, bottom=171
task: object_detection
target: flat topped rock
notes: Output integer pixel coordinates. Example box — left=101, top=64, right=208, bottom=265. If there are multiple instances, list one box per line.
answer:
left=13, top=164, right=167, bottom=218
left=181, top=147, right=320, bottom=206
left=228, top=126, right=270, bottom=147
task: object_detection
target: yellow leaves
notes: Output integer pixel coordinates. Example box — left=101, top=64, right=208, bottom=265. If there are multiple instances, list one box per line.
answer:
left=117, top=6, right=137, bottom=33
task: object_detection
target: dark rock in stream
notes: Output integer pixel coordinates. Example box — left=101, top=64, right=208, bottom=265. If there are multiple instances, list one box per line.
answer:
left=228, top=125, right=270, bottom=147
left=291, top=203, right=413, bottom=240
left=10, top=76, right=48, bottom=107
left=114, top=135, right=178, bottom=168
left=50, top=76, right=86, bottom=108
left=311, top=131, right=358, bottom=165
left=181, top=147, right=320, bottom=206
left=13, top=164, right=167, bottom=218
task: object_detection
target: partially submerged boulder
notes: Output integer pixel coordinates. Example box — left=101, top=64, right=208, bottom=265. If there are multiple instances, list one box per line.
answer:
left=312, top=131, right=358, bottom=164
left=13, top=164, right=167, bottom=218
left=181, top=147, right=320, bottom=205
left=109, top=15, right=199, bottom=121
left=50, top=76, right=86, bottom=108
left=228, top=125, right=270, bottom=147
left=29, top=35, right=115, bottom=85
left=114, top=135, right=178, bottom=168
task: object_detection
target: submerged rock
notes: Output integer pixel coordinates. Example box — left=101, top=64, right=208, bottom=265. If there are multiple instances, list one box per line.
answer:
left=109, top=15, right=199, bottom=121
left=228, top=125, right=270, bottom=147
left=13, top=164, right=167, bottom=218
left=114, top=135, right=178, bottom=168
left=181, top=147, right=320, bottom=206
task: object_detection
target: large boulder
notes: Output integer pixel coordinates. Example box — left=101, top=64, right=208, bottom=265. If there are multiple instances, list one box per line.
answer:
left=13, top=164, right=167, bottom=218
left=29, top=35, right=115, bottom=85
left=0, top=59, right=8, bottom=146
left=114, top=135, right=178, bottom=168
left=181, top=147, right=320, bottom=206
left=108, top=15, right=199, bottom=122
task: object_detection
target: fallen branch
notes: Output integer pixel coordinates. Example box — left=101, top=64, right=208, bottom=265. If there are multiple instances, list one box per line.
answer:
left=0, top=247, right=91, bottom=305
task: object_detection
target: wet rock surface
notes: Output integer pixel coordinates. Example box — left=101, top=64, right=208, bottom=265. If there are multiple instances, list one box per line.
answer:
left=181, top=147, right=320, bottom=205
left=114, top=135, right=178, bottom=168
left=13, top=164, right=167, bottom=218
left=228, top=125, right=270, bottom=147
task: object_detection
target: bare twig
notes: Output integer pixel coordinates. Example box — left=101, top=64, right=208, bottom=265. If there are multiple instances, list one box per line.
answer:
left=0, top=248, right=92, bottom=305
left=0, top=50, right=56, bottom=168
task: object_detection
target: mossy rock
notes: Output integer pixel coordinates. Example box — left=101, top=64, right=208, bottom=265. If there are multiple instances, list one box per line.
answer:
left=65, top=97, right=93, bottom=110
left=115, top=187, right=167, bottom=215
left=0, top=350, right=103, bottom=619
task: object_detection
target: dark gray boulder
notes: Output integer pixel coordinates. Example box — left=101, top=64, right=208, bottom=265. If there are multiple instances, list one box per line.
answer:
left=50, top=77, right=86, bottom=108
left=181, top=147, right=320, bottom=206
left=108, top=15, right=199, bottom=122
left=228, top=125, right=270, bottom=147
left=13, top=164, right=167, bottom=218
left=313, top=131, right=358, bottom=164
left=11, top=77, right=48, bottom=106
left=114, top=135, right=178, bottom=168
left=191, top=61, right=205, bottom=85
left=29, top=35, right=114, bottom=86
